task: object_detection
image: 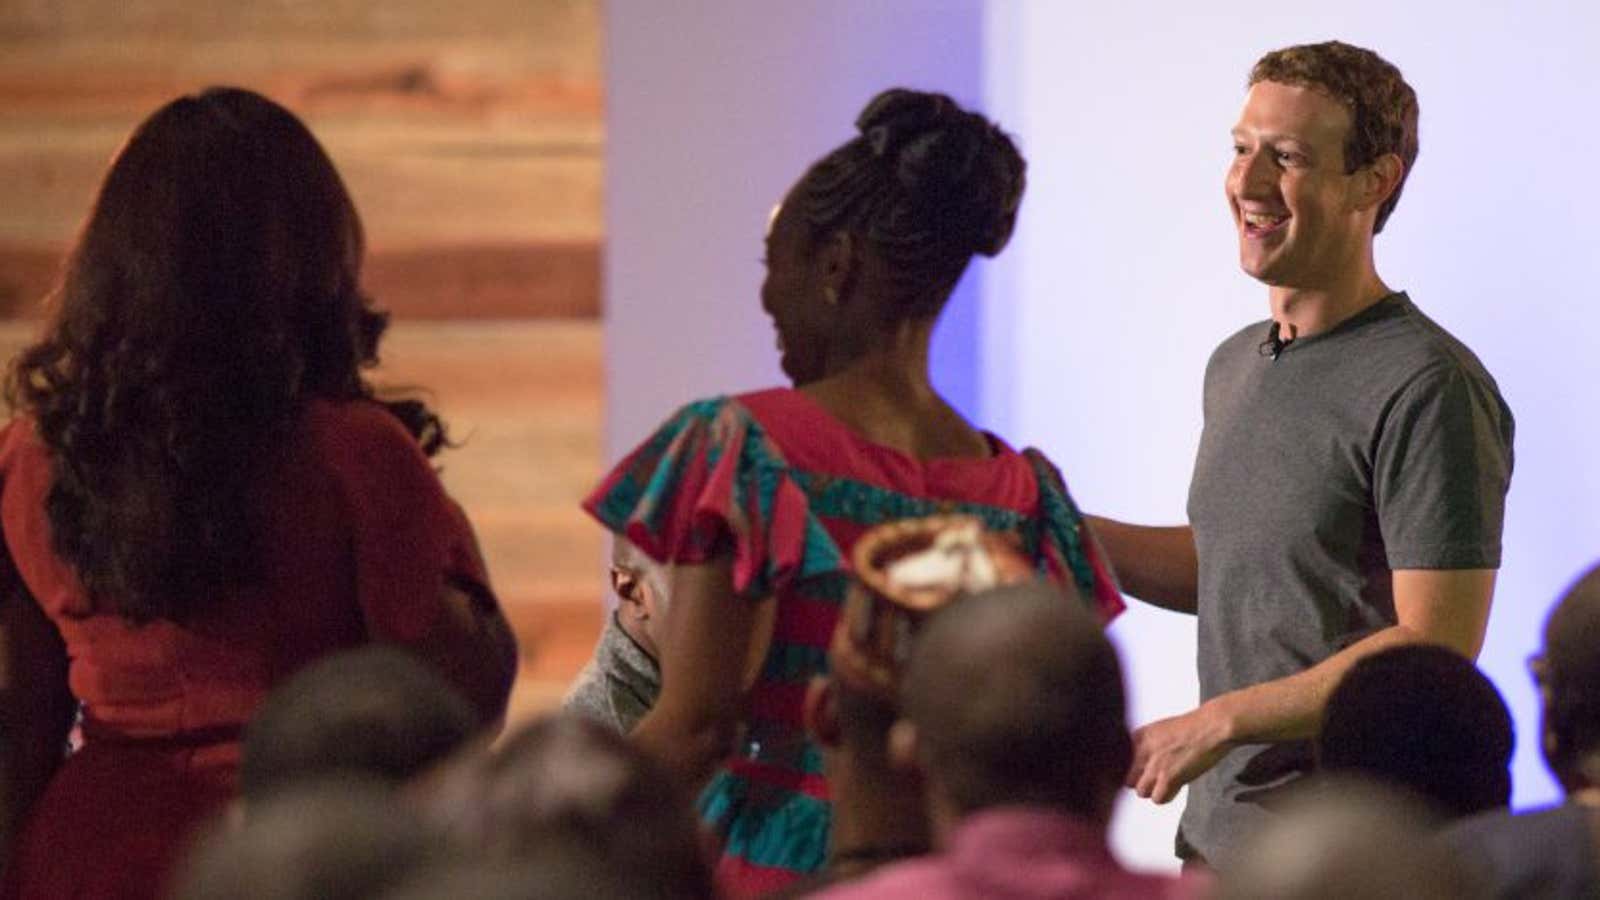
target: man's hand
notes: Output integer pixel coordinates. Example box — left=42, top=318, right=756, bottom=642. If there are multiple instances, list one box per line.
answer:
left=1126, top=703, right=1234, bottom=804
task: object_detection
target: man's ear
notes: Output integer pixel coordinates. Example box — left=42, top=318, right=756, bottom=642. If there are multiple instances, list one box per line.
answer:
left=611, top=566, right=641, bottom=606
left=888, top=718, right=921, bottom=774
left=1354, top=153, right=1404, bottom=214
left=803, top=677, right=842, bottom=749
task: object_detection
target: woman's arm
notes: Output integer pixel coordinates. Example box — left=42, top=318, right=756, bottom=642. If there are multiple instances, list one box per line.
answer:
left=631, top=558, right=775, bottom=792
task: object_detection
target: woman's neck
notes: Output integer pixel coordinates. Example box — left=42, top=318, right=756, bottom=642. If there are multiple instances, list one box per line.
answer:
left=802, top=328, right=989, bottom=460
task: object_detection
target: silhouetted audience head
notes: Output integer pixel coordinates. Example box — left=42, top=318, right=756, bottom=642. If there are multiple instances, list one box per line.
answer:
left=897, top=581, right=1129, bottom=827
left=173, top=778, right=450, bottom=900
left=1318, top=643, right=1513, bottom=819
left=1538, top=562, right=1600, bottom=792
left=424, top=713, right=713, bottom=900
left=6, top=86, right=445, bottom=625
left=1435, top=563, right=1600, bottom=899
left=241, top=646, right=479, bottom=803
left=1218, top=777, right=1484, bottom=900
left=764, top=88, right=1025, bottom=385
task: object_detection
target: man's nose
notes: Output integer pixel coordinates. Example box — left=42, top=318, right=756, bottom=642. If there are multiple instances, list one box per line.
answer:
left=1233, top=150, right=1276, bottom=198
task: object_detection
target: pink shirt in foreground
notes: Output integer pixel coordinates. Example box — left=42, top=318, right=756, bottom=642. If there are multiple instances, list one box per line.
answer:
left=812, top=806, right=1197, bottom=900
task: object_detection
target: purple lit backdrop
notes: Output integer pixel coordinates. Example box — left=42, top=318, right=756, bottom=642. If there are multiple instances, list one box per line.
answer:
left=984, top=1, right=1600, bottom=870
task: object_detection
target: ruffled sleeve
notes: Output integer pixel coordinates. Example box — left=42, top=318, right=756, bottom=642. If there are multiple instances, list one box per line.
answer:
left=584, top=397, right=845, bottom=601
left=1023, top=449, right=1126, bottom=624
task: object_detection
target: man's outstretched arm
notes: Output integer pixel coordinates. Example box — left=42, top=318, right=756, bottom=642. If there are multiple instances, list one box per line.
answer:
left=1125, top=567, right=1496, bottom=803
left=1085, top=516, right=1199, bottom=615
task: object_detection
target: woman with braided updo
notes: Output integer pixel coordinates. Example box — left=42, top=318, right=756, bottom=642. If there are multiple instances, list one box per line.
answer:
left=584, top=88, right=1123, bottom=896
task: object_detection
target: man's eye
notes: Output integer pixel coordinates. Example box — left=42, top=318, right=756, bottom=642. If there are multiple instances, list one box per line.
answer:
left=1232, top=144, right=1249, bottom=156
left=1275, top=151, right=1306, bottom=166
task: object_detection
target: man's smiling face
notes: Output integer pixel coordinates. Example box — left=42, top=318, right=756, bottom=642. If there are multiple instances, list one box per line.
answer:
left=1226, top=80, right=1369, bottom=290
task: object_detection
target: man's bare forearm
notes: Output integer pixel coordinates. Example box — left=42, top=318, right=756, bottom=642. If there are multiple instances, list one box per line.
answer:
left=1085, top=516, right=1198, bottom=614
left=1209, top=568, right=1496, bottom=744
left=1131, top=623, right=1458, bottom=803
left=1131, top=569, right=1496, bottom=803
left=1205, top=624, right=1434, bottom=745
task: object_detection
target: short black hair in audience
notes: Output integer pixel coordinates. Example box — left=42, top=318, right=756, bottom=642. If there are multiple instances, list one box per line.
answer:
left=424, top=713, right=713, bottom=900
left=241, top=645, right=478, bottom=802
left=901, top=581, right=1129, bottom=822
left=1318, top=643, right=1513, bottom=819
left=1539, top=562, right=1600, bottom=790
left=173, top=777, right=449, bottom=900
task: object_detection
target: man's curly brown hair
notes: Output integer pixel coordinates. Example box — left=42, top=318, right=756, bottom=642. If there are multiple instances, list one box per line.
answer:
left=1250, top=41, right=1418, bottom=234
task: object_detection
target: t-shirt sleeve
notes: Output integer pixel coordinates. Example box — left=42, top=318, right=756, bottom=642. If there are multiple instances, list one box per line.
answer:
left=1024, top=449, right=1126, bottom=624
left=583, top=397, right=844, bottom=601
left=1374, top=364, right=1514, bottom=570
left=327, top=405, right=497, bottom=644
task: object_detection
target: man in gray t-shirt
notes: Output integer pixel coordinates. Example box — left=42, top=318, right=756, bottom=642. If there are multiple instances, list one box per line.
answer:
left=1088, top=41, right=1514, bottom=869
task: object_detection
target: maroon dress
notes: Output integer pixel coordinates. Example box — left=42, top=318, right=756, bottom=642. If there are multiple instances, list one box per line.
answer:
left=0, top=399, right=494, bottom=900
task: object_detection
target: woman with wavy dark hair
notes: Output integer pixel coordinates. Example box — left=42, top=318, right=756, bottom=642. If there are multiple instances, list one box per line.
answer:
left=582, top=88, right=1124, bottom=897
left=0, top=87, right=516, bottom=899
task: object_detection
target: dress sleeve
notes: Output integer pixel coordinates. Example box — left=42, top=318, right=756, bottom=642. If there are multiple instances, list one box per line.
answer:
left=583, top=397, right=844, bottom=601
left=325, top=404, right=497, bottom=645
left=1023, top=449, right=1126, bottom=624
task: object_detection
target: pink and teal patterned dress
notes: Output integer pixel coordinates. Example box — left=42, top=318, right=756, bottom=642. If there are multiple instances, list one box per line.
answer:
left=584, top=388, right=1123, bottom=898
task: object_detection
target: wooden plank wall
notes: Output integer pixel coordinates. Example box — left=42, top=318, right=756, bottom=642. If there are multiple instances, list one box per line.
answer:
left=0, top=0, right=607, bottom=723
left=0, top=0, right=602, bottom=319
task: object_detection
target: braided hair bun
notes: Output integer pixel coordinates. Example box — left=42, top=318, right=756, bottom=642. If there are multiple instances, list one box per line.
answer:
left=797, top=88, right=1026, bottom=316
left=855, top=89, right=1025, bottom=258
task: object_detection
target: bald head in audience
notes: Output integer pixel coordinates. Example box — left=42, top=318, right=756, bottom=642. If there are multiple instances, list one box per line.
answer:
left=898, top=582, right=1131, bottom=831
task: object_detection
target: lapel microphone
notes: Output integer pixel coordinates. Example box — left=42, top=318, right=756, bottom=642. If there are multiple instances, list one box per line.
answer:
left=1258, top=321, right=1297, bottom=361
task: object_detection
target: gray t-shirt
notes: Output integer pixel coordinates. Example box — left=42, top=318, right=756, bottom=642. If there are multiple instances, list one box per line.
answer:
left=1179, top=292, right=1514, bottom=866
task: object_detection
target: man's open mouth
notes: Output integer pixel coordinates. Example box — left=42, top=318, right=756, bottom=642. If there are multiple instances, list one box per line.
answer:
left=1242, top=211, right=1289, bottom=237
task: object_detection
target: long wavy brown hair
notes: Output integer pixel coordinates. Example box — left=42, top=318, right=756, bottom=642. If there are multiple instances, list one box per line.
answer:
left=6, top=87, right=444, bottom=622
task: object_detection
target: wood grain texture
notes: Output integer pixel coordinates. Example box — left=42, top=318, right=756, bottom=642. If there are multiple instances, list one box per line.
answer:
left=0, top=0, right=603, bottom=321
left=0, top=241, right=600, bottom=319
left=0, top=0, right=609, bottom=722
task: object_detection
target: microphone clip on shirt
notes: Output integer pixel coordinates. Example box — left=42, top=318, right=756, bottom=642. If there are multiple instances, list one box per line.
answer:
left=1258, top=321, right=1297, bottom=361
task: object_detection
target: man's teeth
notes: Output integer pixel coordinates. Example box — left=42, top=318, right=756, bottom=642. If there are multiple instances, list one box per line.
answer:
left=1244, top=212, right=1287, bottom=228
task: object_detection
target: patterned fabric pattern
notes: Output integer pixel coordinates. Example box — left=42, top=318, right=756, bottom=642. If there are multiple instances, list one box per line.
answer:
left=584, top=390, right=1121, bottom=896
